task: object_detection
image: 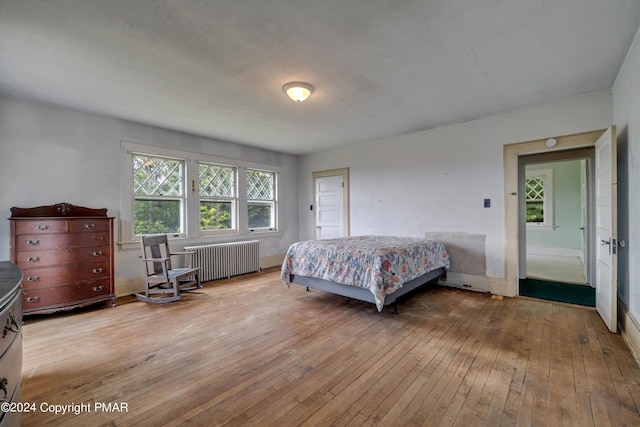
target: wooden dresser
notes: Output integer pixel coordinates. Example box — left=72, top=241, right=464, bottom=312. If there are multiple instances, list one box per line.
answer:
left=0, top=261, right=22, bottom=427
left=8, top=203, right=115, bottom=315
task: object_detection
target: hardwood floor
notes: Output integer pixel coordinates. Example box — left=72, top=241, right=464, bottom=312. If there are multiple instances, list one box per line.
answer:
left=20, top=269, right=640, bottom=426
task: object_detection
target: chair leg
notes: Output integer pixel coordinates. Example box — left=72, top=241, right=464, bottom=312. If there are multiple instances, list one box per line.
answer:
left=134, top=281, right=181, bottom=303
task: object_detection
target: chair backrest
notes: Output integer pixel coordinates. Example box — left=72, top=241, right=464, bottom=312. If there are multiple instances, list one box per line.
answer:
left=141, top=235, right=172, bottom=276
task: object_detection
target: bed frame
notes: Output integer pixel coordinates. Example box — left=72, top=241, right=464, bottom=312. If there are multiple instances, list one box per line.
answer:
left=289, top=267, right=447, bottom=313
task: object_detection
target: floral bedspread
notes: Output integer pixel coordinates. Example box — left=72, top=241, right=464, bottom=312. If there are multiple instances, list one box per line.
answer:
left=281, top=235, right=450, bottom=311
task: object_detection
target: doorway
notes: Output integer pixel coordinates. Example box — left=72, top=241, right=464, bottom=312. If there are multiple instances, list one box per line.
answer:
left=519, top=152, right=595, bottom=306
left=504, top=127, right=618, bottom=332
left=312, top=168, right=350, bottom=239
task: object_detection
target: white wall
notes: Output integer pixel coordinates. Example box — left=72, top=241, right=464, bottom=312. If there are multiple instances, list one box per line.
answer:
left=298, top=91, right=613, bottom=282
left=0, top=96, right=300, bottom=294
left=613, top=27, right=640, bottom=346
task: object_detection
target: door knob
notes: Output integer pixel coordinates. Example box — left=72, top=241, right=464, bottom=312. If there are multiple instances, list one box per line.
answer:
left=600, top=239, right=610, bottom=246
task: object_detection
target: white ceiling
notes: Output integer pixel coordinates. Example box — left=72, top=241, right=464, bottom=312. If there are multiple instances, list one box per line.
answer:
left=1, top=1, right=639, bottom=155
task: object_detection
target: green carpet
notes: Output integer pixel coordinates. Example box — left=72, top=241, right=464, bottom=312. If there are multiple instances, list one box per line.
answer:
left=519, top=278, right=595, bottom=307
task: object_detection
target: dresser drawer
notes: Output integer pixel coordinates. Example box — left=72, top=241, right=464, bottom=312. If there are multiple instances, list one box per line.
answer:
left=20, top=262, right=111, bottom=288
left=68, top=219, right=111, bottom=233
left=22, top=279, right=112, bottom=310
left=0, top=290, right=21, bottom=358
left=0, top=332, right=22, bottom=413
left=15, top=246, right=111, bottom=268
left=15, top=232, right=111, bottom=251
left=13, top=219, right=68, bottom=235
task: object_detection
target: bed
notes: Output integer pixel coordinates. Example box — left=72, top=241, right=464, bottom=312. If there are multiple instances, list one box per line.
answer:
left=281, top=235, right=450, bottom=312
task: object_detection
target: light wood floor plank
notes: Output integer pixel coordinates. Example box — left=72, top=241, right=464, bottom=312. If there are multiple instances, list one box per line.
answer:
left=19, top=269, right=640, bottom=426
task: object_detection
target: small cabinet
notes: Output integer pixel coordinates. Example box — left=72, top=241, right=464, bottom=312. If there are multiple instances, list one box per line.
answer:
left=8, top=203, right=115, bottom=315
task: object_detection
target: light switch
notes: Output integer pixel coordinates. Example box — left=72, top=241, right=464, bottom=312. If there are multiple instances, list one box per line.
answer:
left=484, top=199, right=491, bottom=208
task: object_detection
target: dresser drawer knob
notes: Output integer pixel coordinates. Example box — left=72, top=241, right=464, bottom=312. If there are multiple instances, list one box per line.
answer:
left=92, top=286, right=104, bottom=292
left=26, top=296, right=41, bottom=303
left=91, top=251, right=103, bottom=257
left=91, top=268, right=104, bottom=274
left=85, top=223, right=96, bottom=229
left=3, top=312, right=20, bottom=338
left=35, top=223, right=49, bottom=230
left=26, top=276, right=40, bottom=282
left=91, top=235, right=104, bottom=241
left=25, top=239, right=40, bottom=245
left=26, top=256, right=40, bottom=262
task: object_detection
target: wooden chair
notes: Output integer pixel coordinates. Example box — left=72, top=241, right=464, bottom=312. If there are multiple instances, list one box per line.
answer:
left=135, top=235, right=202, bottom=303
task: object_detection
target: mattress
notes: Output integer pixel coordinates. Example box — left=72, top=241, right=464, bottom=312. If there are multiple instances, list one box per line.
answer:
left=281, top=235, right=450, bottom=311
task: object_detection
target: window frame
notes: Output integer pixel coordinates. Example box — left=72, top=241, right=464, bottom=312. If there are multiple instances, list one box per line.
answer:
left=525, top=169, right=554, bottom=229
left=246, top=168, right=277, bottom=232
left=132, top=153, right=187, bottom=238
left=198, top=162, right=238, bottom=237
left=119, top=141, right=280, bottom=246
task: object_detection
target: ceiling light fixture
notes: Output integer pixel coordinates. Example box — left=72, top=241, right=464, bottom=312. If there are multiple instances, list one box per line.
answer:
left=283, top=82, right=314, bottom=102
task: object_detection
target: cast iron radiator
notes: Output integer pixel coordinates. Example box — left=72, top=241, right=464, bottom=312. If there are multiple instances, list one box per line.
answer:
left=183, top=240, right=260, bottom=282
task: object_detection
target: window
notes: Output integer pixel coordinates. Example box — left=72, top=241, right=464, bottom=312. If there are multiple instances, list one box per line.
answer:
left=247, top=169, right=276, bottom=231
left=525, top=169, right=553, bottom=227
left=120, top=141, right=280, bottom=244
left=133, top=154, right=185, bottom=236
left=199, top=163, right=236, bottom=235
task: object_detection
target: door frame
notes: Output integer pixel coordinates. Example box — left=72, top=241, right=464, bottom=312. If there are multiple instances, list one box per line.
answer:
left=504, top=129, right=606, bottom=297
left=518, top=148, right=595, bottom=285
left=312, top=168, right=350, bottom=239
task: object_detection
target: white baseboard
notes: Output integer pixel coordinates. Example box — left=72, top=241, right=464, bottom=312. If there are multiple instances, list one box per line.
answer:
left=261, top=254, right=285, bottom=269
left=115, top=277, right=145, bottom=297
left=439, top=272, right=489, bottom=293
left=489, top=277, right=511, bottom=296
left=619, top=302, right=640, bottom=367
left=116, top=254, right=285, bottom=298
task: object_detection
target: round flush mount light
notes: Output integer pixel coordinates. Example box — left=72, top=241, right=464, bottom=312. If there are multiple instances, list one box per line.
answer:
left=283, top=82, right=314, bottom=102
left=545, top=138, right=558, bottom=147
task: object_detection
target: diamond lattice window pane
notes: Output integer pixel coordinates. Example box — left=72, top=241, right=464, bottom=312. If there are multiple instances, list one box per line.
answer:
left=133, top=155, right=183, bottom=196
left=247, top=170, right=274, bottom=200
left=525, top=178, right=544, bottom=201
left=199, top=164, right=235, bottom=197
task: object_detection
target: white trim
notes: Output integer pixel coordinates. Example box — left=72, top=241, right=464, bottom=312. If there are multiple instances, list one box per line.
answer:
left=261, top=253, right=286, bottom=269
left=504, top=129, right=606, bottom=297
left=115, top=276, right=145, bottom=297
left=619, top=302, right=640, bottom=366
left=119, top=141, right=282, bottom=246
left=439, top=272, right=490, bottom=292
left=525, top=168, right=554, bottom=228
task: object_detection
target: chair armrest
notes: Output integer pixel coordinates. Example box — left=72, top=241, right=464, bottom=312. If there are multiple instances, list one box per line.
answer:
left=141, top=257, right=170, bottom=263
left=170, top=251, right=196, bottom=268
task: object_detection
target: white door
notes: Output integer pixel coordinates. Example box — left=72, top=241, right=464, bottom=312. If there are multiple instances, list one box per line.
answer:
left=595, top=126, right=617, bottom=333
left=315, top=175, right=344, bottom=239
